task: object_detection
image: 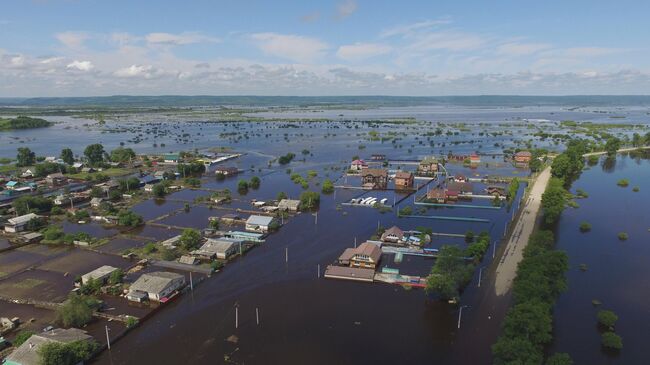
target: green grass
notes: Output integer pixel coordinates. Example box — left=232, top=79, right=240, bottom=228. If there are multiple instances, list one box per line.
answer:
left=66, top=167, right=133, bottom=179
left=13, top=278, right=46, bottom=289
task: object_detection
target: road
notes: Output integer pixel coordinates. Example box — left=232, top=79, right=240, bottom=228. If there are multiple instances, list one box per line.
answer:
left=494, top=166, right=551, bottom=296
left=582, top=145, right=650, bottom=157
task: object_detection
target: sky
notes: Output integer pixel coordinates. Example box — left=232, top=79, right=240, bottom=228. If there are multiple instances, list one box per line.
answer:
left=1, top=0, right=649, bottom=96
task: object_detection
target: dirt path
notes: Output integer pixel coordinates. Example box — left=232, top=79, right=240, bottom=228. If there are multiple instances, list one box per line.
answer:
left=494, top=166, right=551, bottom=296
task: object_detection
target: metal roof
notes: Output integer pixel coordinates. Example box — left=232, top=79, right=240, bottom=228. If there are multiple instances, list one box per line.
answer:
left=246, top=215, right=274, bottom=226
left=7, top=213, right=38, bottom=225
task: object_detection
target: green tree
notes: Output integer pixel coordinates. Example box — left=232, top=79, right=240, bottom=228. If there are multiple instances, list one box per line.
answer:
left=597, top=310, right=618, bottom=329
left=56, top=294, right=99, bottom=327
left=503, top=301, right=553, bottom=345
left=12, top=330, right=35, bottom=347
left=546, top=353, right=573, bottom=365
left=631, top=133, right=642, bottom=147
left=83, top=143, right=105, bottom=166
left=492, top=336, right=542, bottom=365
left=38, top=340, right=98, bottom=365
left=179, top=228, right=202, bottom=251
left=299, top=191, right=320, bottom=209
left=276, top=191, right=288, bottom=201
left=321, top=178, right=334, bottom=194
left=110, top=147, right=136, bottom=163
left=108, top=269, right=124, bottom=285
left=237, top=179, right=249, bottom=193
left=250, top=176, right=261, bottom=189
left=117, top=210, right=143, bottom=227
left=16, top=147, right=36, bottom=167
left=60, top=148, right=74, bottom=165
left=152, top=183, right=167, bottom=198
left=542, top=177, right=568, bottom=224
left=425, top=245, right=473, bottom=300
left=601, top=332, right=623, bottom=350
left=605, top=137, right=621, bottom=157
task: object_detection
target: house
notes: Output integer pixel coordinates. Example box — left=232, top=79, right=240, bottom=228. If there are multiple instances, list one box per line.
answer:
left=486, top=186, right=507, bottom=197
left=394, top=171, right=414, bottom=189
left=361, top=169, right=388, bottom=190
left=127, top=271, right=185, bottom=302
left=160, top=235, right=181, bottom=249
left=417, top=156, right=438, bottom=176
left=81, top=167, right=95, bottom=173
left=144, top=184, right=155, bottom=192
left=338, top=242, right=382, bottom=269
left=215, top=166, right=238, bottom=176
left=350, top=159, right=367, bottom=171
left=514, top=151, right=532, bottom=163
left=20, top=232, right=43, bottom=243
left=45, top=173, right=67, bottom=186
left=5, top=328, right=92, bottom=365
left=470, top=154, right=481, bottom=164
left=72, top=162, right=84, bottom=169
left=371, top=154, right=386, bottom=161
left=179, top=255, right=199, bottom=265
left=4, top=213, right=39, bottom=233
left=90, top=197, right=103, bottom=207
left=154, top=170, right=167, bottom=179
left=5, top=181, right=19, bottom=190
left=448, top=181, right=473, bottom=195
left=20, top=169, right=34, bottom=178
left=139, top=175, right=160, bottom=187
left=95, top=180, right=119, bottom=193
left=278, top=199, right=300, bottom=212
left=163, top=153, right=180, bottom=164
left=192, top=238, right=241, bottom=259
left=81, top=265, right=118, bottom=285
left=245, top=215, right=276, bottom=233
left=381, top=226, right=404, bottom=243
left=427, top=188, right=447, bottom=203
left=453, top=174, right=468, bottom=183
left=445, top=190, right=459, bottom=201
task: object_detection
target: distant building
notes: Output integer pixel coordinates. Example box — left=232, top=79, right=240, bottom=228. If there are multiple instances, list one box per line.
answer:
left=486, top=186, right=506, bottom=197
left=163, top=154, right=180, bottom=164
left=90, top=197, right=103, bottom=207
left=4, top=213, right=39, bottom=233
left=470, top=154, right=481, bottom=164
left=20, top=169, right=34, bottom=178
left=20, top=232, right=43, bottom=243
left=417, top=156, right=438, bottom=176
left=81, top=167, right=95, bottom=173
left=277, top=199, right=300, bottom=212
left=5, top=181, right=19, bottom=190
left=448, top=181, right=473, bottom=195
left=453, top=174, right=468, bottom=183
left=394, top=171, right=414, bottom=189
left=361, top=169, right=388, bottom=190
left=245, top=215, right=276, bottom=233
left=338, top=242, right=382, bottom=269
left=179, top=255, right=199, bottom=265
left=81, top=265, right=118, bottom=285
left=215, top=167, right=238, bottom=176
left=5, top=328, right=92, bottom=365
left=371, top=154, right=386, bottom=161
left=350, top=159, right=367, bottom=171
left=427, top=188, right=447, bottom=203
left=381, top=226, right=404, bottom=243
left=127, top=271, right=185, bottom=302
left=514, top=151, right=532, bottom=163
left=445, top=190, right=459, bottom=201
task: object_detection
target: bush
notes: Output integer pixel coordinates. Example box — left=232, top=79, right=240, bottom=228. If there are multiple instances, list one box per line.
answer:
left=108, top=269, right=124, bottom=285
left=143, top=242, right=157, bottom=254
left=237, top=179, right=249, bottom=193
left=299, top=191, right=320, bottom=210
left=321, top=179, right=334, bottom=194
left=579, top=222, right=591, bottom=232
left=125, top=316, right=138, bottom=328
left=617, top=232, right=628, bottom=241
left=12, top=330, right=35, bottom=347
left=250, top=176, right=261, bottom=189
left=56, top=294, right=99, bottom=327
left=39, top=339, right=98, bottom=365
left=601, top=332, right=623, bottom=350
left=398, top=206, right=412, bottom=216
left=545, top=353, right=573, bottom=365
left=179, top=228, right=202, bottom=251
left=616, top=179, right=629, bottom=187
left=117, top=210, right=143, bottom=227
left=597, top=310, right=618, bottom=329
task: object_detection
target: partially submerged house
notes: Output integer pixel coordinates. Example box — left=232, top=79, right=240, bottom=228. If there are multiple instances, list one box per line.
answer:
left=90, top=197, right=103, bottom=207
left=215, top=166, right=238, bottom=176
left=5, top=328, right=92, bottom=365
left=127, top=271, right=185, bottom=302
left=469, top=154, right=481, bottom=164
left=45, top=173, right=67, bottom=186
left=394, top=171, right=414, bottom=189
left=278, top=199, right=300, bottom=212
left=4, top=213, right=39, bottom=233
left=338, top=242, right=382, bottom=269
left=381, top=226, right=404, bottom=243
left=486, top=186, right=507, bottom=197
left=350, top=159, right=367, bottom=171
left=245, top=215, right=276, bottom=233
left=361, top=169, right=388, bottom=190
left=81, top=265, right=118, bottom=285
left=417, top=156, right=438, bottom=176
left=427, top=188, right=447, bottom=203
left=192, top=238, right=242, bottom=260
left=448, top=181, right=473, bottom=195
left=514, top=151, right=532, bottom=163
left=163, top=153, right=180, bottom=164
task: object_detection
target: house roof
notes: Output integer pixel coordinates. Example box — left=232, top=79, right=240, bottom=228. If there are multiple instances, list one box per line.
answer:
left=82, top=265, right=118, bottom=282
left=515, top=151, right=532, bottom=157
left=164, top=154, right=179, bottom=160
left=90, top=197, right=103, bottom=204
left=194, top=238, right=241, bottom=255
left=6, top=328, right=91, bottom=365
left=363, top=168, right=387, bottom=177
left=7, top=213, right=39, bottom=225
left=395, top=171, right=413, bottom=179
left=382, top=226, right=404, bottom=239
left=351, top=159, right=366, bottom=165
left=278, top=199, right=300, bottom=210
left=355, top=242, right=382, bottom=262
left=246, top=215, right=274, bottom=226
left=448, top=181, right=473, bottom=193
left=130, top=271, right=184, bottom=295
left=427, top=188, right=446, bottom=199
left=6, top=181, right=18, bottom=187
left=46, top=173, right=65, bottom=179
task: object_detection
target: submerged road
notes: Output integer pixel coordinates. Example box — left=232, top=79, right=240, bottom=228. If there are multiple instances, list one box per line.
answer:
left=494, top=166, right=551, bottom=296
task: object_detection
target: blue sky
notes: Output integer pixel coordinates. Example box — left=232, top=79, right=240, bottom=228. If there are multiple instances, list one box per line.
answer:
left=1, top=0, right=649, bottom=96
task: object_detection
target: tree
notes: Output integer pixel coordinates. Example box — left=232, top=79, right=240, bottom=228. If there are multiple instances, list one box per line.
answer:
left=425, top=245, right=473, bottom=300
left=39, top=340, right=98, bottom=365
left=117, top=210, right=143, bottom=227
left=276, top=191, right=288, bottom=201
left=321, top=179, right=334, bottom=194
left=601, top=332, right=623, bottom=350
left=492, top=336, right=542, bottom=365
left=13, top=195, right=53, bottom=215
left=83, top=143, right=105, bottom=166
left=542, top=177, right=568, bottom=224
left=546, top=353, right=573, bottom=365
left=631, top=133, right=642, bottom=147
left=502, top=302, right=553, bottom=345
left=299, top=191, right=320, bottom=210
left=597, top=310, right=618, bottom=329
left=250, top=176, right=261, bottom=189
left=16, top=147, right=36, bottom=167
left=108, top=269, right=124, bottom=285
left=56, top=294, right=99, bottom=327
left=209, top=219, right=220, bottom=230
left=605, top=137, right=621, bottom=157
left=152, top=183, right=167, bottom=198
left=110, top=147, right=135, bottom=163
left=12, top=330, right=35, bottom=347
left=237, top=179, right=249, bottom=193
left=60, top=148, right=74, bottom=165
left=179, top=228, right=201, bottom=251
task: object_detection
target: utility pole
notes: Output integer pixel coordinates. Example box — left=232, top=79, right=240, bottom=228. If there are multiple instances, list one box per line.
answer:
left=317, top=264, right=321, bottom=278
left=478, top=267, right=484, bottom=287
left=189, top=272, right=194, bottom=291
left=105, top=325, right=111, bottom=350
left=235, top=305, right=239, bottom=329
left=457, top=305, right=469, bottom=329
left=256, top=307, right=260, bottom=326
left=285, top=246, right=288, bottom=263
left=492, top=241, right=496, bottom=259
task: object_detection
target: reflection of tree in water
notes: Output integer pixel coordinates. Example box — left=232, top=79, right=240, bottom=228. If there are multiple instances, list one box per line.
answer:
left=628, top=149, right=650, bottom=164
left=601, top=156, right=616, bottom=173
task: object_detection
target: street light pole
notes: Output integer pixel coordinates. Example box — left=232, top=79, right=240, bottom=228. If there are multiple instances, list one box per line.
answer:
left=105, top=325, right=111, bottom=350
left=457, top=305, right=469, bottom=329
left=478, top=267, right=484, bottom=287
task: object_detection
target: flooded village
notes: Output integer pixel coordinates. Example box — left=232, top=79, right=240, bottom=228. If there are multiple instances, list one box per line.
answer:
left=0, top=100, right=649, bottom=364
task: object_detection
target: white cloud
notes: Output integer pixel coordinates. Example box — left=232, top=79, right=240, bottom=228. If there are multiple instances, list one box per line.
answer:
left=251, top=33, right=328, bottom=63
left=496, top=42, right=551, bottom=56
left=66, top=60, right=94, bottom=72
left=381, top=18, right=453, bottom=38
left=336, top=0, right=357, bottom=19
left=145, top=32, right=219, bottom=46
left=55, top=31, right=89, bottom=49
left=336, top=43, right=392, bottom=61
left=114, top=64, right=167, bottom=79
left=562, top=47, right=622, bottom=58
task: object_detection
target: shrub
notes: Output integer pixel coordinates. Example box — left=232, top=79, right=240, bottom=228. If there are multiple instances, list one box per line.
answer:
left=13, top=330, right=35, bottom=347
left=617, top=232, right=628, bottom=241
left=56, top=294, right=99, bottom=327
left=616, top=179, right=629, bottom=187
left=39, top=339, right=98, bottom=365
left=597, top=310, right=618, bottom=329
left=601, top=332, right=623, bottom=350
left=579, top=222, right=591, bottom=232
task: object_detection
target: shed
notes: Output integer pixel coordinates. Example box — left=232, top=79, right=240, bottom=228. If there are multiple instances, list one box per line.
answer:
left=278, top=199, right=300, bottom=212
left=245, top=215, right=275, bottom=233
left=128, top=271, right=185, bottom=302
left=81, top=265, right=118, bottom=285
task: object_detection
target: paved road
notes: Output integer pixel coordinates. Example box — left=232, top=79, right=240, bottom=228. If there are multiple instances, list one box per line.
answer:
left=582, top=146, right=650, bottom=157
left=494, top=166, right=551, bottom=296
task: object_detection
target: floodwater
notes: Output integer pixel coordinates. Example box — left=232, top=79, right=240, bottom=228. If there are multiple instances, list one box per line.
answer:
left=547, top=152, right=650, bottom=364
